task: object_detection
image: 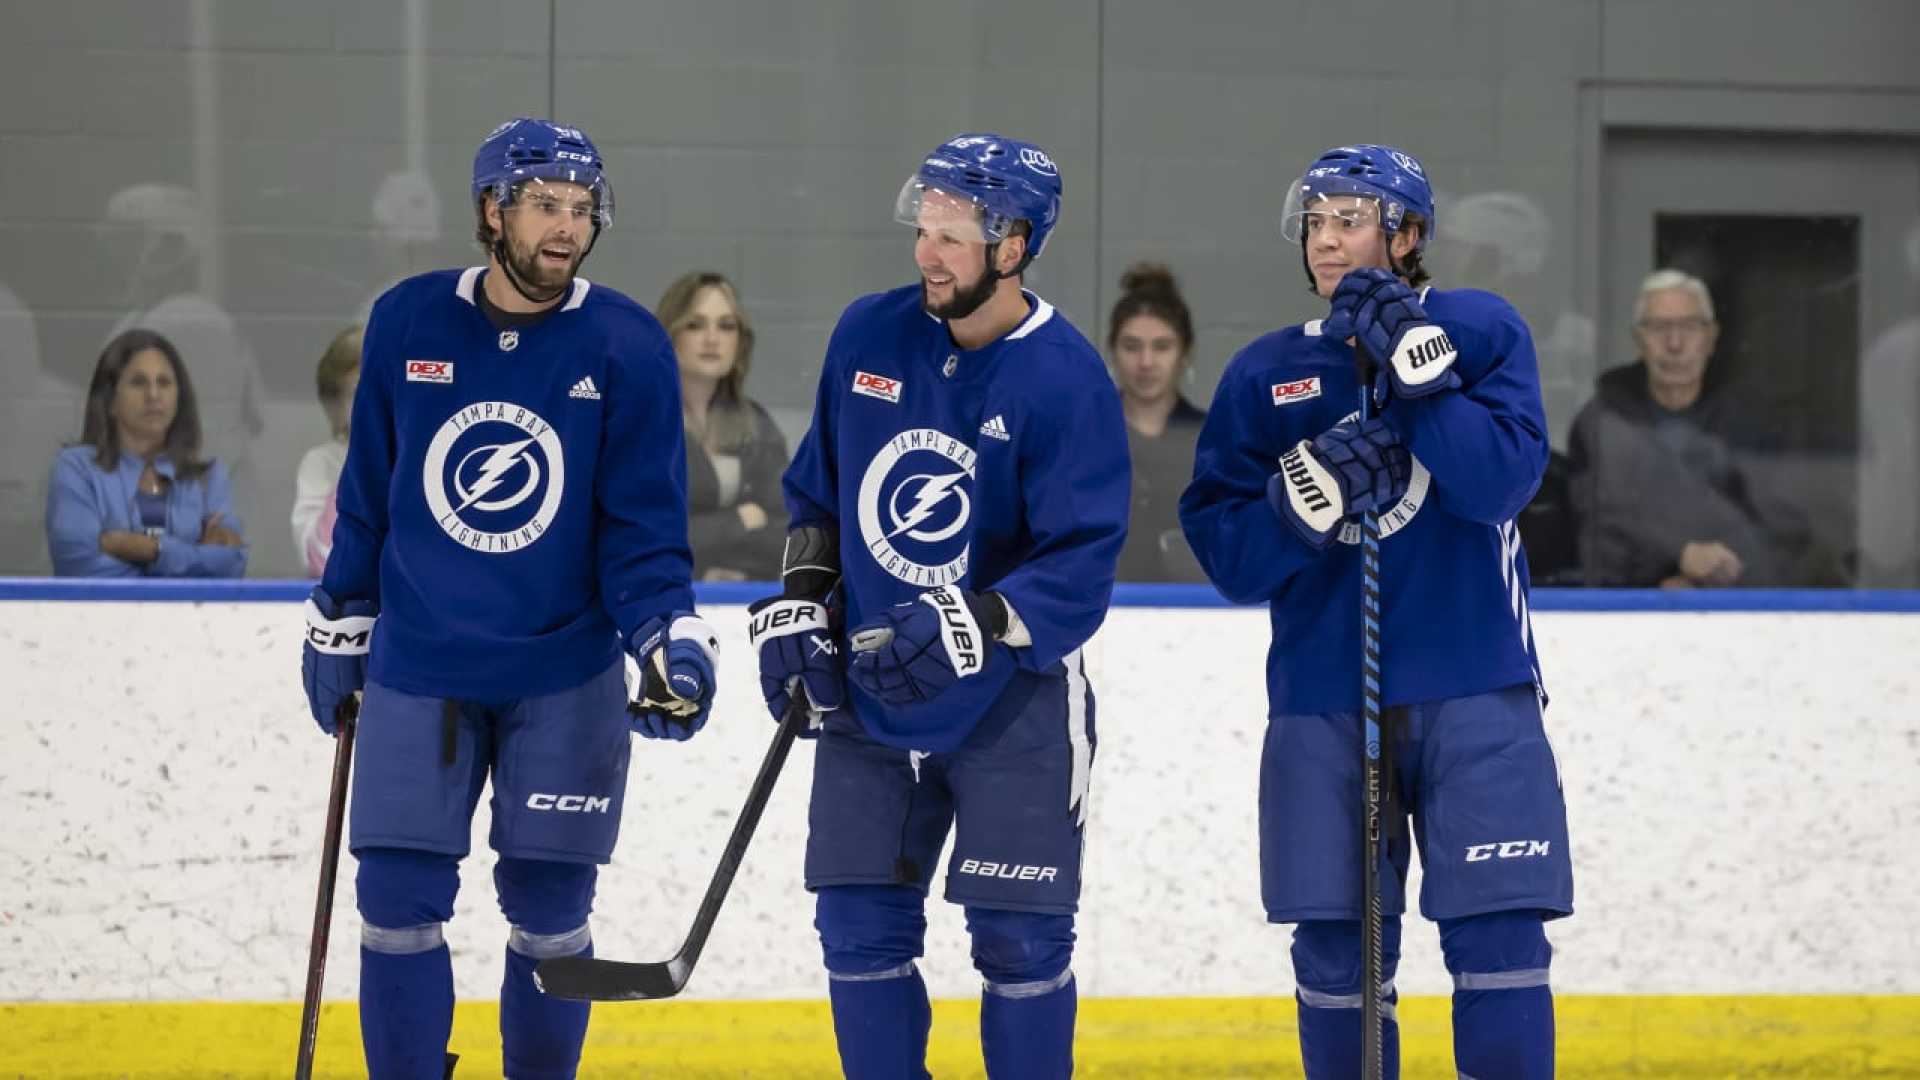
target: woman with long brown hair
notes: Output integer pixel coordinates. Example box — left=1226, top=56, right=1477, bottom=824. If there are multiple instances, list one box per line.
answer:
left=657, top=271, right=789, bottom=580
left=46, top=327, right=246, bottom=576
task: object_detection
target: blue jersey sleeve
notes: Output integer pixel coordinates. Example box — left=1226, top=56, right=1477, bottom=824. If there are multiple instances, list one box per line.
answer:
left=1378, top=292, right=1548, bottom=525
left=781, top=312, right=852, bottom=531
left=1179, top=349, right=1327, bottom=604
left=991, top=367, right=1129, bottom=672
left=597, top=331, right=696, bottom=642
left=319, top=287, right=404, bottom=608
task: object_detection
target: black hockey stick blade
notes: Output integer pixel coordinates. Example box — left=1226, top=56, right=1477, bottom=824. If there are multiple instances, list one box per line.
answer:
left=535, top=698, right=806, bottom=1001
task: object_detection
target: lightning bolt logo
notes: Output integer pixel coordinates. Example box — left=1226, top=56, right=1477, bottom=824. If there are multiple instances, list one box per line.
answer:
left=453, top=437, right=541, bottom=513
left=886, top=471, right=970, bottom=542
left=855, top=427, right=976, bottom=586
left=422, top=402, right=566, bottom=555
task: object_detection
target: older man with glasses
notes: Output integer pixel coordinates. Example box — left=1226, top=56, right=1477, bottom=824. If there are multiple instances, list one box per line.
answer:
left=1567, top=268, right=1813, bottom=588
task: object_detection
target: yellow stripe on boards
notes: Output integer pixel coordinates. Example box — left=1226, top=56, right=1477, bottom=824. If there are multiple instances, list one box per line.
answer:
left=2, top=995, right=1916, bottom=1078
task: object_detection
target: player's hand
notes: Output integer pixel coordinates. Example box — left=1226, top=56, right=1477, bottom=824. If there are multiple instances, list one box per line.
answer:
left=1322, top=267, right=1460, bottom=402
left=1266, top=418, right=1412, bottom=549
left=628, top=612, right=719, bottom=741
left=1679, top=541, right=1744, bottom=587
left=748, top=595, right=843, bottom=737
left=847, top=585, right=1001, bottom=707
left=302, top=586, right=375, bottom=735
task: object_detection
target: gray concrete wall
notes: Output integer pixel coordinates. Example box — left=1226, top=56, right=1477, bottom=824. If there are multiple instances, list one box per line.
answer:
left=1, top=0, right=1915, bottom=576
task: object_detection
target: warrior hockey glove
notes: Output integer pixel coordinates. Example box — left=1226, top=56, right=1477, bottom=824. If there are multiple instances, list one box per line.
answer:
left=1322, top=267, right=1461, bottom=402
left=748, top=596, right=843, bottom=736
left=628, top=612, right=720, bottom=741
left=302, top=586, right=374, bottom=735
left=847, top=585, right=1008, bottom=707
left=1267, top=417, right=1413, bottom=550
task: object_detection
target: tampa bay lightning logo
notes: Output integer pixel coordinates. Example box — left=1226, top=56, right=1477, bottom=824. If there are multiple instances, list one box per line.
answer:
left=422, top=401, right=566, bottom=553
left=1331, top=408, right=1430, bottom=543
left=858, top=428, right=975, bottom=586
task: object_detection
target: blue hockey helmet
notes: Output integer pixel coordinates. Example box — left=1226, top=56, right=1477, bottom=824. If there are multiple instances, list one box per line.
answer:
left=1281, top=144, right=1434, bottom=254
left=894, top=133, right=1063, bottom=265
left=471, top=118, right=614, bottom=229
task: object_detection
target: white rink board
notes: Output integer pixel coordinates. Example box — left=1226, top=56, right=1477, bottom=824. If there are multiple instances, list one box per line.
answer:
left=3, top=601, right=1917, bottom=1002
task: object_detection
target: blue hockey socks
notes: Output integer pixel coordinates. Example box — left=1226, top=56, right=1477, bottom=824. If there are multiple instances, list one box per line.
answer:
left=501, top=942, right=590, bottom=1080
left=817, top=885, right=933, bottom=1080
left=495, top=857, right=597, bottom=1080
left=1440, top=910, right=1555, bottom=1080
left=357, top=849, right=459, bottom=1079
left=969, top=906, right=1077, bottom=1080
left=359, top=939, right=455, bottom=1080
left=1290, top=917, right=1403, bottom=1080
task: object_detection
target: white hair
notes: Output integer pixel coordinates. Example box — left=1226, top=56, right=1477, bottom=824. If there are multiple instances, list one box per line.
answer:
left=1634, top=268, right=1716, bottom=324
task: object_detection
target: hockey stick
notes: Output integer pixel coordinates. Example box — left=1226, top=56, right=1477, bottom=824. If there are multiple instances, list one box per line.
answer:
left=1356, top=366, right=1389, bottom=1080
left=295, top=695, right=359, bottom=1080
left=534, top=696, right=807, bottom=1001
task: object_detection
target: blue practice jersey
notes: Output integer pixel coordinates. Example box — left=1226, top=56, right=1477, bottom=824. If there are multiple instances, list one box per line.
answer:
left=784, top=285, right=1129, bottom=752
left=321, top=268, right=695, bottom=700
left=1180, top=287, right=1547, bottom=714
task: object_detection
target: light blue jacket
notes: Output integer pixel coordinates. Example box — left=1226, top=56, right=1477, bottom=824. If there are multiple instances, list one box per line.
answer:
left=45, top=445, right=248, bottom=578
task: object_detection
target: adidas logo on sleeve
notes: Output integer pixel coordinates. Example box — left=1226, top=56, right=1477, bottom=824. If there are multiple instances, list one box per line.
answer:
left=569, top=376, right=601, bottom=400
left=979, top=414, right=1010, bottom=441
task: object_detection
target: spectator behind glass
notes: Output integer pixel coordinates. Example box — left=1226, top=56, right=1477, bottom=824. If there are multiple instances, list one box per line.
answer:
left=291, top=325, right=362, bottom=576
left=1569, top=269, right=1825, bottom=587
left=1107, top=262, right=1208, bottom=583
left=658, top=271, right=789, bottom=581
left=46, top=328, right=246, bottom=577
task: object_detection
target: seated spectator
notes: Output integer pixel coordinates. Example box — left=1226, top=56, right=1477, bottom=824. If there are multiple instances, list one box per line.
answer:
left=658, top=271, right=788, bottom=581
left=46, top=328, right=246, bottom=577
left=1569, top=269, right=1818, bottom=587
left=291, top=325, right=361, bottom=576
left=1107, top=263, right=1207, bottom=583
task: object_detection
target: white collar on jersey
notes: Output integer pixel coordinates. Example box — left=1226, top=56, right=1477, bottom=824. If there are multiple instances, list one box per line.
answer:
left=921, top=287, right=1056, bottom=342
left=1303, top=284, right=1433, bottom=337
left=454, top=266, right=592, bottom=311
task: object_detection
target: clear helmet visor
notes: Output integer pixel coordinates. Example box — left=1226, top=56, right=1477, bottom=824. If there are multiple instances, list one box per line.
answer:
left=1281, top=178, right=1386, bottom=244
left=893, top=174, right=1013, bottom=245
left=497, top=169, right=614, bottom=230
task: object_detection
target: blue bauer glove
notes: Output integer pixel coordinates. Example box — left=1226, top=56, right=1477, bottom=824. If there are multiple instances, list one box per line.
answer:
left=748, top=596, right=843, bottom=737
left=1268, top=417, right=1413, bottom=549
left=847, top=585, right=1008, bottom=707
left=1322, top=266, right=1461, bottom=402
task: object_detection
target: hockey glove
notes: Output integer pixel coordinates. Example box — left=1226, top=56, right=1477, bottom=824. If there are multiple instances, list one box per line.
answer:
left=627, top=612, right=720, bottom=741
left=1267, top=418, right=1413, bottom=550
left=1322, top=267, right=1461, bottom=402
left=302, top=586, right=375, bottom=735
left=748, top=596, right=843, bottom=736
left=847, top=585, right=1007, bottom=707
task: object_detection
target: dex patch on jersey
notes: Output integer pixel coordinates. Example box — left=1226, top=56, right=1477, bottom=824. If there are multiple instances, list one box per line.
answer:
left=853, top=370, right=903, bottom=403
left=1271, top=377, right=1321, bottom=405
left=858, top=428, right=976, bottom=587
left=422, top=400, right=566, bottom=554
left=407, top=360, right=454, bottom=384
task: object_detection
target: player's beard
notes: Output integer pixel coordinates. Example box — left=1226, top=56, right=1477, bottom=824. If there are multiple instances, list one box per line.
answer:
left=501, top=230, right=580, bottom=301
left=922, top=264, right=999, bottom=322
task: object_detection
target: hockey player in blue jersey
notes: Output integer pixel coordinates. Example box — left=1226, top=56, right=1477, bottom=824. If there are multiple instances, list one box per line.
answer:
left=299, top=118, right=717, bottom=1080
left=748, top=134, right=1128, bottom=1079
left=1180, top=145, right=1573, bottom=1079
